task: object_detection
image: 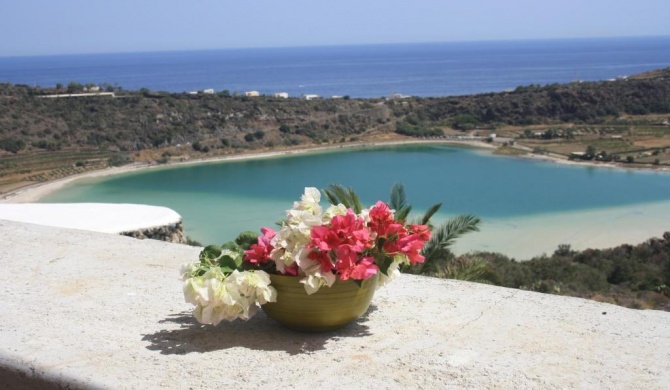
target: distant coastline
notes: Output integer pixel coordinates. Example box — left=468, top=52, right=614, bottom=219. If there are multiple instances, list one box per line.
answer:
left=3, top=36, right=669, bottom=97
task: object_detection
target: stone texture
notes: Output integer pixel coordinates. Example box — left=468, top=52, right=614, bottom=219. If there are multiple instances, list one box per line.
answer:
left=0, top=219, right=669, bottom=389
left=120, top=221, right=187, bottom=244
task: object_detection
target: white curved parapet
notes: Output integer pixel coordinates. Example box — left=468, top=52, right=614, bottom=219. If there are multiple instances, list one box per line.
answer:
left=0, top=203, right=182, bottom=234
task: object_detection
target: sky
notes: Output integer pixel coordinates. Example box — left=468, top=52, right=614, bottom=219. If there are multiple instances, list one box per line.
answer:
left=1, top=0, right=669, bottom=57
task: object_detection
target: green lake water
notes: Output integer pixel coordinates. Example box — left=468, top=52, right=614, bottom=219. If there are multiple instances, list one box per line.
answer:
left=41, top=144, right=670, bottom=258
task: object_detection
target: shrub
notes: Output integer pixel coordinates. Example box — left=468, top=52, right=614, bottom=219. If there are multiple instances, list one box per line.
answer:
left=0, top=138, right=26, bottom=153
left=107, top=153, right=130, bottom=167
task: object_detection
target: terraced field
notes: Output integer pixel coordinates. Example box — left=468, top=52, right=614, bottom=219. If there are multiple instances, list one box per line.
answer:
left=497, top=121, right=670, bottom=165
left=0, top=149, right=114, bottom=194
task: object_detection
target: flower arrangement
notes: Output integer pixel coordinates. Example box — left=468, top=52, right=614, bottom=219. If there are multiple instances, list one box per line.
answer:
left=181, top=187, right=431, bottom=326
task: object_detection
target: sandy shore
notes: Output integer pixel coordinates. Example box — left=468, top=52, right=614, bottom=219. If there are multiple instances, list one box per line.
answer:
left=0, top=139, right=494, bottom=203
left=453, top=200, right=670, bottom=259
left=513, top=148, right=670, bottom=173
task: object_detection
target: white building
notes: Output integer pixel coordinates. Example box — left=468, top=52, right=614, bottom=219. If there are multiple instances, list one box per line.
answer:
left=273, top=92, right=289, bottom=98
left=244, top=91, right=260, bottom=97
left=202, top=89, right=215, bottom=94
left=389, top=93, right=409, bottom=99
left=303, top=94, right=320, bottom=100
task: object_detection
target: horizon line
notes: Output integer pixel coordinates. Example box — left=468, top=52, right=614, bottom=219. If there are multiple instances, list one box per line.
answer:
left=2, top=34, right=670, bottom=59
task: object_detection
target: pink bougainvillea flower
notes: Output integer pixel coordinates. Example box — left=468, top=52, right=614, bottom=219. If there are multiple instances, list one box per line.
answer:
left=282, top=263, right=300, bottom=276
left=380, top=223, right=430, bottom=265
left=409, top=224, right=431, bottom=241
left=244, top=227, right=276, bottom=264
left=310, top=209, right=372, bottom=253
left=395, top=233, right=429, bottom=264
left=369, top=201, right=393, bottom=221
left=310, top=225, right=340, bottom=252
left=368, top=201, right=406, bottom=238
left=349, top=256, right=379, bottom=280
left=308, top=249, right=335, bottom=273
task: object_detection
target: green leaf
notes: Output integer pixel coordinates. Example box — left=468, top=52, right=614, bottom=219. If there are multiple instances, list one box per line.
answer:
left=219, top=241, right=244, bottom=268
left=377, top=256, right=394, bottom=275
left=199, top=245, right=222, bottom=263
left=218, top=256, right=239, bottom=272
left=220, top=241, right=242, bottom=252
left=235, top=231, right=259, bottom=250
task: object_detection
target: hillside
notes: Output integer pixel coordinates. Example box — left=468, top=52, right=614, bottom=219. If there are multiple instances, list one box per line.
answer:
left=460, top=233, right=670, bottom=311
left=1, top=68, right=670, bottom=191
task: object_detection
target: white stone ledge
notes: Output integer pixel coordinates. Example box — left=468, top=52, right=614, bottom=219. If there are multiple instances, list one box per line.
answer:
left=0, top=203, right=182, bottom=234
left=0, top=219, right=668, bottom=389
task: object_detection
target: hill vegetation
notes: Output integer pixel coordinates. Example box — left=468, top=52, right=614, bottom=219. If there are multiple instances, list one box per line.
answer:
left=2, top=68, right=670, bottom=190
left=455, top=233, right=670, bottom=311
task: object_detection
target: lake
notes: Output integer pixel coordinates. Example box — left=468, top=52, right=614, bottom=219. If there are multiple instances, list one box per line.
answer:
left=40, top=144, right=670, bottom=259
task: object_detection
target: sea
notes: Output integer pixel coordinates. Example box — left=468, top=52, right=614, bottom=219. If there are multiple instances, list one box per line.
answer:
left=5, top=36, right=670, bottom=258
left=1, top=36, right=670, bottom=98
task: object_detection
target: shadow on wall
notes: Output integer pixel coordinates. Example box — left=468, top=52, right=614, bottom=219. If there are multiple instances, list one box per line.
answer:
left=142, top=305, right=378, bottom=355
left=0, top=365, right=83, bottom=390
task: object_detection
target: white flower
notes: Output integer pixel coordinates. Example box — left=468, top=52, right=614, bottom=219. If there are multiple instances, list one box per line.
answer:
left=180, top=262, right=200, bottom=281
left=287, top=209, right=323, bottom=236
left=195, top=297, right=245, bottom=325
left=359, top=207, right=371, bottom=223
left=227, top=270, right=277, bottom=305
left=183, top=276, right=208, bottom=305
left=271, top=205, right=323, bottom=273
left=322, top=204, right=348, bottom=222
left=292, top=187, right=322, bottom=216
left=192, top=276, right=243, bottom=325
left=183, top=267, right=276, bottom=325
left=296, top=254, right=336, bottom=294
left=300, top=272, right=337, bottom=295
left=377, top=258, right=403, bottom=288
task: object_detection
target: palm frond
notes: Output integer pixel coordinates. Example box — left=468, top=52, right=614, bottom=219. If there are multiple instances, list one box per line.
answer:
left=389, top=183, right=407, bottom=211
left=389, top=183, right=412, bottom=221
left=323, top=183, right=363, bottom=213
left=395, top=205, right=412, bottom=222
left=419, top=214, right=481, bottom=275
left=420, top=203, right=442, bottom=226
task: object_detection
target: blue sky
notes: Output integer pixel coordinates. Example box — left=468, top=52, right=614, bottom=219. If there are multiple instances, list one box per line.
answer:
left=1, top=0, right=669, bottom=56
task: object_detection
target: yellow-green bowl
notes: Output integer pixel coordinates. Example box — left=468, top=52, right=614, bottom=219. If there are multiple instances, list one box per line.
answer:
left=262, top=273, right=378, bottom=332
